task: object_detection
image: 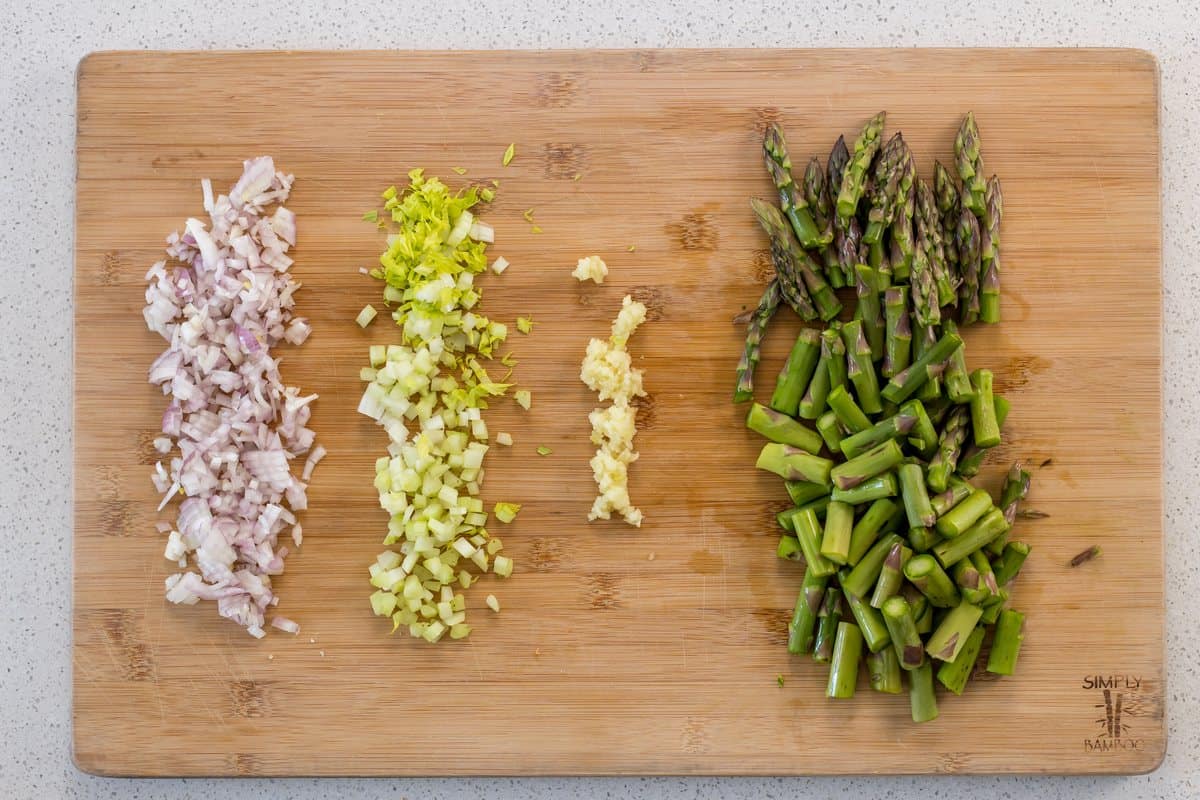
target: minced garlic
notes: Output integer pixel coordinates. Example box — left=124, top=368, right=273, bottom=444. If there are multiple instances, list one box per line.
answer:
left=580, top=295, right=647, bottom=527
left=572, top=254, right=609, bottom=284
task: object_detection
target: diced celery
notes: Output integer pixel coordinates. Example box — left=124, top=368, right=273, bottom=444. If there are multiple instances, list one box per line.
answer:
left=370, top=590, right=398, bottom=617
left=514, top=390, right=531, bottom=410
left=493, top=555, right=513, bottom=578
left=494, top=502, right=521, bottom=524
left=486, top=594, right=500, bottom=612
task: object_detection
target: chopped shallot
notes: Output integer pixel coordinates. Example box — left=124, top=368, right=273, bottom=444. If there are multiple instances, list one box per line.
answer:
left=145, top=156, right=317, bottom=636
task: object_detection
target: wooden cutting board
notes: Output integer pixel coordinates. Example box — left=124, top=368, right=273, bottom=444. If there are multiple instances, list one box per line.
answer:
left=73, top=49, right=1163, bottom=776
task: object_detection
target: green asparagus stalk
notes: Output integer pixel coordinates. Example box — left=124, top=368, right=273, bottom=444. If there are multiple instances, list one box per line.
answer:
left=805, top=156, right=846, bottom=289
left=836, top=112, right=887, bottom=225
left=787, top=567, right=830, bottom=654
left=797, top=341, right=832, bottom=421
left=776, top=534, right=803, bottom=561
left=916, top=177, right=956, bottom=308
left=898, top=462, right=937, bottom=529
left=854, top=265, right=885, bottom=359
left=904, top=554, right=960, bottom=608
left=820, top=500, right=855, bottom=565
left=795, top=495, right=831, bottom=520
left=848, top=499, right=901, bottom=566
left=883, top=287, right=912, bottom=379
left=952, top=558, right=991, bottom=605
left=827, top=384, right=872, bottom=433
left=863, top=132, right=908, bottom=244
left=830, top=439, right=905, bottom=491
left=969, top=369, right=1001, bottom=448
left=926, top=600, right=984, bottom=663
left=822, top=325, right=848, bottom=396
left=831, top=473, right=898, bottom=505
left=826, top=621, right=864, bottom=698
left=776, top=509, right=797, bottom=533
left=763, top=122, right=831, bottom=249
left=767, top=237, right=818, bottom=320
left=993, top=541, right=1032, bottom=585
left=956, top=208, right=983, bottom=324
left=980, top=587, right=1009, bottom=625
left=926, top=406, right=970, bottom=493
left=970, top=549, right=1000, bottom=599
left=986, top=609, right=1026, bottom=675
left=843, top=587, right=892, bottom=654
left=870, top=542, right=911, bottom=608
left=909, top=661, right=939, bottom=723
left=793, top=508, right=837, bottom=578
left=957, top=394, right=1010, bottom=477
left=745, top=403, right=824, bottom=453
left=890, top=146, right=917, bottom=282
left=812, top=586, right=844, bottom=663
left=907, top=526, right=939, bottom=553
left=867, top=646, right=904, bottom=694
left=936, top=488, right=994, bottom=538
left=842, top=320, right=884, bottom=414
left=934, top=160, right=961, bottom=278
left=786, top=480, right=829, bottom=507
left=941, top=321, right=973, bottom=402
left=769, top=328, right=822, bottom=416
left=752, top=199, right=841, bottom=320
left=840, top=409, right=917, bottom=459
left=900, top=399, right=938, bottom=457
left=979, top=175, right=1003, bottom=324
left=936, top=625, right=985, bottom=695
left=880, top=330, right=963, bottom=404
left=756, top=443, right=834, bottom=485
left=828, top=136, right=862, bottom=286
left=931, top=475, right=973, bottom=518
left=881, top=595, right=925, bottom=670
left=955, top=112, right=987, bottom=217
left=842, top=533, right=905, bottom=599
left=816, top=411, right=846, bottom=453
left=912, top=325, right=943, bottom=403
left=933, top=507, right=1009, bottom=568
left=999, top=462, right=1032, bottom=527
left=914, top=595, right=935, bottom=634
left=733, top=279, right=781, bottom=403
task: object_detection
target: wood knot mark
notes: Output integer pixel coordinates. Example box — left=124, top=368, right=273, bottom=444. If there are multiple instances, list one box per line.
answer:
left=634, top=51, right=657, bottom=73
left=536, top=72, right=582, bottom=108
left=751, top=248, right=774, bottom=282
left=628, top=286, right=666, bottom=321
left=752, top=106, right=783, bottom=136
left=543, top=143, right=588, bottom=180
left=99, top=501, right=134, bottom=538
left=135, top=430, right=163, bottom=465
left=588, top=573, right=621, bottom=609
left=667, top=212, right=719, bottom=252
left=90, top=608, right=155, bottom=680
left=229, top=680, right=270, bottom=718
left=751, top=607, right=790, bottom=648
left=526, top=537, right=567, bottom=572
left=231, top=753, right=262, bottom=775
left=99, top=251, right=122, bottom=286
left=634, top=394, right=657, bottom=431
left=682, top=716, right=709, bottom=754
left=936, top=752, right=970, bottom=774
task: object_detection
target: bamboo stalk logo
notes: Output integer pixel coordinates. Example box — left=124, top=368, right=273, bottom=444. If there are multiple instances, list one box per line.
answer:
left=1095, top=689, right=1129, bottom=738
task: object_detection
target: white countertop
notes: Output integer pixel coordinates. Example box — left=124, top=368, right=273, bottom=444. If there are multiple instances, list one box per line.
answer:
left=1, top=0, right=1194, bottom=796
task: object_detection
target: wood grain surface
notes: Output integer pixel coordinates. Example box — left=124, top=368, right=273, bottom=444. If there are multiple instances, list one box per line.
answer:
left=73, top=49, right=1163, bottom=776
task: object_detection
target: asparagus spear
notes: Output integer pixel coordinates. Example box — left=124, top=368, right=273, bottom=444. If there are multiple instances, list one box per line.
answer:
left=827, top=384, right=872, bottom=433
left=889, top=144, right=917, bottom=282
left=898, top=462, right=937, bottom=529
left=955, top=112, right=987, bottom=217
left=828, top=136, right=862, bottom=286
left=842, top=320, right=884, bottom=414
left=969, top=369, right=1001, bottom=448
left=904, top=554, right=960, bottom=608
left=933, top=507, right=1009, bottom=568
left=933, top=160, right=961, bottom=278
left=914, top=595, right=935, bottom=635
left=763, top=122, right=831, bottom=249
left=909, top=661, right=939, bottom=723
left=999, top=462, right=1032, bottom=526
left=956, top=208, right=983, bottom=325
left=836, top=112, right=887, bottom=226
left=936, top=488, right=994, bottom=537
left=883, top=287, right=912, bottom=379
left=840, top=409, right=917, bottom=459
left=863, top=132, right=908, bottom=244
left=881, top=595, right=925, bottom=670
left=797, top=339, right=832, bottom=420
left=804, top=156, right=835, bottom=246
left=841, top=532, right=905, bottom=599
left=823, top=325, right=849, bottom=396
left=916, top=177, right=956, bottom=308
left=831, top=473, right=898, bottom=505
left=936, top=625, right=985, bottom=695
left=970, top=549, right=1000, bottom=598
left=793, top=508, right=837, bottom=577
left=827, top=622, right=864, bottom=698
left=830, top=439, right=905, bottom=490
left=980, top=587, right=1009, bottom=625
left=776, top=535, right=803, bottom=561
left=843, top=588, right=892, bottom=653
left=980, top=175, right=1004, bottom=323
left=745, top=403, right=824, bottom=453
left=926, top=600, right=984, bottom=663
left=755, top=443, right=835, bottom=485
left=848, top=498, right=901, bottom=566
left=769, top=329, right=822, bottom=416
left=787, top=567, right=830, bottom=654
left=926, top=406, right=970, bottom=493
left=820, top=500, right=855, bottom=565
left=867, top=647, right=904, bottom=694
left=812, top=586, right=844, bottom=663
left=909, top=214, right=940, bottom=329
left=913, top=324, right=943, bottom=403
left=751, top=199, right=841, bottom=320
left=941, top=321, right=973, bottom=402
left=733, top=279, right=781, bottom=403
left=816, top=411, right=846, bottom=454
left=986, top=609, right=1026, bottom=675
left=855, top=264, right=885, bottom=359
left=786, top=480, right=829, bottom=507
left=907, top=526, right=939, bottom=553
left=952, top=558, right=991, bottom=606
left=880, top=330, right=963, bottom=404
left=993, top=541, right=1032, bottom=585
left=931, top=475, right=973, bottom=518
left=957, top=394, right=1010, bottom=477
left=776, top=510, right=798, bottom=533
left=900, top=398, right=938, bottom=457
left=870, top=542, right=911, bottom=608
left=796, top=495, right=831, bottom=520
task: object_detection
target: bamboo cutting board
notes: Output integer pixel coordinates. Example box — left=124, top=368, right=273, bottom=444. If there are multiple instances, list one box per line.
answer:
left=73, top=49, right=1163, bottom=776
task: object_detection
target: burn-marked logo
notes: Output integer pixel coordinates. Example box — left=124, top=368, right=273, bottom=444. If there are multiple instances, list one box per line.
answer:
left=1082, top=675, right=1147, bottom=752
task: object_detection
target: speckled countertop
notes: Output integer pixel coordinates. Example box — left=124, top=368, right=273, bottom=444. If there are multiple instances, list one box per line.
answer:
left=1, top=0, right=1195, bottom=797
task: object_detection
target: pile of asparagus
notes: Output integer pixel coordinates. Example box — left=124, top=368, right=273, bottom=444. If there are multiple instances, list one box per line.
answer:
left=737, top=112, right=1031, bottom=722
